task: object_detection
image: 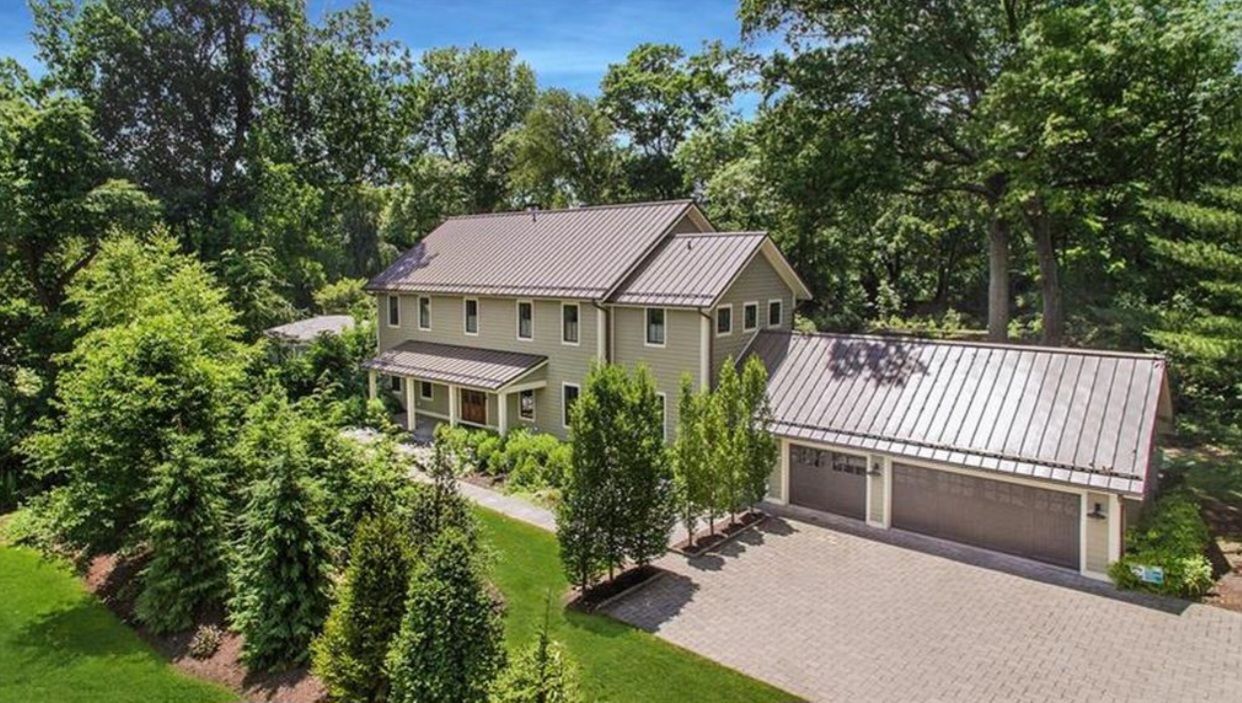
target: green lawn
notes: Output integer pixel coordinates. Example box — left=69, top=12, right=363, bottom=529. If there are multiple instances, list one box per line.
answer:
left=0, top=546, right=235, bottom=703
left=476, top=507, right=795, bottom=702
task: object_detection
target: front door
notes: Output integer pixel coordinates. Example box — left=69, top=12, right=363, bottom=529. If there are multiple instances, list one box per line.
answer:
left=460, top=389, right=487, bottom=425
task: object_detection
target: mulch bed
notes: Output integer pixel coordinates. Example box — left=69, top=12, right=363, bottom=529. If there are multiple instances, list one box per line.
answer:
left=85, top=552, right=326, bottom=703
left=671, top=511, right=767, bottom=557
left=565, top=564, right=665, bottom=612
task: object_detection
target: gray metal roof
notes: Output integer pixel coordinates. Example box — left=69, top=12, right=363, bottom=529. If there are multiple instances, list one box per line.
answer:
left=264, top=315, right=355, bottom=344
left=610, top=232, right=767, bottom=307
left=366, top=200, right=693, bottom=300
left=363, top=340, right=546, bottom=391
left=747, top=331, right=1170, bottom=495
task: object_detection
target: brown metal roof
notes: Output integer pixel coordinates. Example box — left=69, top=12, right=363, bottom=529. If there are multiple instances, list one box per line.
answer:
left=366, top=200, right=693, bottom=299
left=363, top=340, right=546, bottom=391
left=610, top=232, right=767, bottom=307
left=747, top=330, right=1170, bottom=495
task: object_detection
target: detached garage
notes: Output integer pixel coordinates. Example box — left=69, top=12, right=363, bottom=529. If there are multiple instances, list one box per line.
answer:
left=750, top=330, right=1172, bottom=579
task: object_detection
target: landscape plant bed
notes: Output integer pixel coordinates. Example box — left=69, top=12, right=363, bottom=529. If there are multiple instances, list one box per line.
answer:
left=672, top=511, right=767, bottom=557
left=459, top=470, right=505, bottom=490
left=565, top=564, right=666, bottom=612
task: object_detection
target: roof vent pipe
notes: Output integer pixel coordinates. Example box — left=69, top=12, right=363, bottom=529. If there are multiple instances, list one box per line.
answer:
left=526, top=203, right=541, bottom=222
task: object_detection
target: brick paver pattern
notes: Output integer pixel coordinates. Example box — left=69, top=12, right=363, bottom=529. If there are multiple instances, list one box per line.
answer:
left=605, top=511, right=1242, bottom=703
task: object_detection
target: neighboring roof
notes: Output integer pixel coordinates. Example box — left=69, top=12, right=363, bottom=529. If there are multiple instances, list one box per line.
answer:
left=611, top=232, right=813, bottom=307
left=747, top=330, right=1171, bottom=495
left=362, top=340, right=547, bottom=391
left=264, top=315, right=355, bottom=344
left=366, top=200, right=695, bottom=300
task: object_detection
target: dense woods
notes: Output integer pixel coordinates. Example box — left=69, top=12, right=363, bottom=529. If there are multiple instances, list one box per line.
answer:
left=1, top=0, right=1239, bottom=503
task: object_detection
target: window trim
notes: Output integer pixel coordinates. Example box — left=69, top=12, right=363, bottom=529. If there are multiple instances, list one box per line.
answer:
left=420, top=381, right=433, bottom=400
left=387, top=295, right=400, bottom=328
left=656, top=391, right=667, bottom=441
left=463, top=297, right=480, bottom=336
left=418, top=296, right=432, bottom=331
left=562, top=382, right=580, bottom=429
left=560, top=301, right=580, bottom=346
left=644, top=307, right=667, bottom=348
left=518, top=389, right=536, bottom=422
left=715, top=304, right=733, bottom=337
left=743, top=301, right=759, bottom=332
left=389, top=375, right=402, bottom=392
left=767, top=298, right=783, bottom=328
left=516, top=299, right=534, bottom=341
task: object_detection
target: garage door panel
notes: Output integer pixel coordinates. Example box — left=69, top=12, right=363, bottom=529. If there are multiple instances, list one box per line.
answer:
left=789, top=444, right=867, bottom=520
left=891, top=463, right=1080, bottom=569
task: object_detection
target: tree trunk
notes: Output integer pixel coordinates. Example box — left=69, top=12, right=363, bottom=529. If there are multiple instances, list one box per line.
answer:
left=987, top=214, right=1011, bottom=342
left=1027, top=202, right=1063, bottom=346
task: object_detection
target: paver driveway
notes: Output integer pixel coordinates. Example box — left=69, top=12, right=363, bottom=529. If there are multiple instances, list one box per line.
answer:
left=605, top=506, right=1242, bottom=702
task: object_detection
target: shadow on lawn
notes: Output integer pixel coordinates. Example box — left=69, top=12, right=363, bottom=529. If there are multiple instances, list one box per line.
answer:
left=12, top=595, right=154, bottom=666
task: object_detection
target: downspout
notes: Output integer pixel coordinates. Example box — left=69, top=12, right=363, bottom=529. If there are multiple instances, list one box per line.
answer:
left=698, top=307, right=713, bottom=389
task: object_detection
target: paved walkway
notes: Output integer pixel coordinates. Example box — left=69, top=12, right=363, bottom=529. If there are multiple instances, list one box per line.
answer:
left=604, top=505, right=1242, bottom=703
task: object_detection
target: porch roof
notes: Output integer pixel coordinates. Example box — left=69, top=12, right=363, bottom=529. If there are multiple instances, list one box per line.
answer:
left=363, top=340, right=546, bottom=391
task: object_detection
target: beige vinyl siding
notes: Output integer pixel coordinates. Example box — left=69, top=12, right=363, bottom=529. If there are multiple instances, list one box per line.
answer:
left=414, top=381, right=449, bottom=417
left=377, top=294, right=597, bottom=440
left=1085, top=491, right=1111, bottom=574
left=611, top=306, right=702, bottom=435
left=710, top=253, right=795, bottom=378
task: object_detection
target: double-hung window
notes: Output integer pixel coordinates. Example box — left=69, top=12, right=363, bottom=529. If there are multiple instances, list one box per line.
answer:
left=562, top=383, right=580, bottom=428
left=768, top=300, right=782, bottom=327
left=716, top=305, right=733, bottom=336
left=464, top=298, right=479, bottom=335
left=517, top=301, right=534, bottom=340
left=562, top=303, right=579, bottom=344
left=418, top=296, right=431, bottom=330
left=743, top=302, right=758, bottom=331
left=519, top=389, right=535, bottom=421
left=645, top=308, right=665, bottom=346
left=387, top=295, right=400, bottom=327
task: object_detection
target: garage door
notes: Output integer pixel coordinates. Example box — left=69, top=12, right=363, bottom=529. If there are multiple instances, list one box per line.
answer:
left=789, top=444, right=867, bottom=520
left=891, top=463, right=1080, bottom=569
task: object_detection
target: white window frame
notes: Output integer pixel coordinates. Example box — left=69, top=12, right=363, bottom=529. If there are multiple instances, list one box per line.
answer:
left=767, top=298, right=783, bottom=328
left=518, top=389, right=536, bottom=422
left=644, top=307, right=666, bottom=348
left=420, top=381, right=433, bottom=400
left=656, top=391, right=667, bottom=441
left=743, top=301, right=759, bottom=332
left=561, top=301, right=580, bottom=346
left=387, top=295, right=400, bottom=328
left=715, top=303, right=733, bottom=337
left=418, top=296, right=432, bottom=331
left=562, top=382, right=580, bottom=429
left=463, top=297, right=480, bottom=336
left=516, top=300, right=534, bottom=341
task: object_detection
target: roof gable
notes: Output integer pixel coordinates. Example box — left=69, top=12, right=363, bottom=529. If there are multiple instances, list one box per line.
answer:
left=366, top=200, right=695, bottom=300
left=748, top=330, right=1169, bottom=495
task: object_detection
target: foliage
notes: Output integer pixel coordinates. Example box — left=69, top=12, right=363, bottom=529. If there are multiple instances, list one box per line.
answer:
left=672, top=375, right=711, bottom=544
left=504, top=89, right=621, bottom=207
left=312, top=513, right=414, bottom=702
left=1110, top=490, right=1213, bottom=598
left=490, top=615, right=582, bottom=703
left=22, top=234, right=249, bottom=555
left=314, top=277, right=373, bottom=320
left=188, top=625, right=225, bottom=660
left=738, top=355, right=778, bottom=510
left=502, top=429, right=573, bottom=491
left=558, top=363, right=673, bottom=589
left=387, top=527, right=506, bottom=703
left=134, top=436, right=230, bottom=634
left=228, top=396, right=333, bottom=671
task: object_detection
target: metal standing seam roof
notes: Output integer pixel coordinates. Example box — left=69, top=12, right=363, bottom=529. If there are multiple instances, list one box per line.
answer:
left=362, top=340, right=547, bottom=391
left=610, top=232, right=768, bottom=307
left=747, top=330, right=1170, bottom=496
left=365, top=200, right=694, bottom=299
left=264, top=315, right=355, bottom=344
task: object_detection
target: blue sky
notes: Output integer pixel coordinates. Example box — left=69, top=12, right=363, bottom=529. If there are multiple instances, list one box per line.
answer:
left=0, top=0, right=761, bottom=98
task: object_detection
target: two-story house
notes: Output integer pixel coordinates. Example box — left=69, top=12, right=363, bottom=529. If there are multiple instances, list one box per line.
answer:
left=364, top=199, right=1171, bottom=581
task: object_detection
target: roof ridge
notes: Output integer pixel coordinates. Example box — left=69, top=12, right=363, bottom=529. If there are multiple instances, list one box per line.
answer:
left=669, top=230, right=768, bottom=238
left=444, top=199, right=694, bottom=221
left=768, top=329, right=1166, bottom=362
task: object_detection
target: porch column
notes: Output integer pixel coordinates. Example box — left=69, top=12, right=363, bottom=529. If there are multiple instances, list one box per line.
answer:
left=404, top=377, right=416, bottom=431
left=367, top=369, right=377, bottom=401
left=497, top=392, right=509, bottom=435
left=448, top=384, right=459, bottom=426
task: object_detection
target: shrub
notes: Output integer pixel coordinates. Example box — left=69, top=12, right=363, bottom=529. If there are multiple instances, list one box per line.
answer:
left=1110, top=490, right=1214, bottom=598
left=387, top=527, right=506, bottom=703
left=2, top=489, right=75, bottom=554
left=490, top=622, right=582, bottom=703
left=475, top=433, right=506, bottom=475
left=503, top=430, right=571, bottom=491
left=313, top=513, right=414, bottom=702
left=188, top=625, right=224, bottom=660
left=135, top=438, right=230, bottom=634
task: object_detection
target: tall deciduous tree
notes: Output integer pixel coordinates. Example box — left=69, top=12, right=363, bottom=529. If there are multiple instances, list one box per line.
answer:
left=504, top=89, right=621, bottom=207
left=672, top=375, right=710, bottom=546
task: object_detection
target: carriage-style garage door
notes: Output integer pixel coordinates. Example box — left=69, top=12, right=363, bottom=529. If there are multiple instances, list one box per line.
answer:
left=789, top=444, right=867, bottom=520
left=891, top=463, right=1081, bottom=569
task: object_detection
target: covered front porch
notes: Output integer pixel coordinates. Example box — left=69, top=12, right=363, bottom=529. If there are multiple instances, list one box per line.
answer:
left=364, top=339, right=548, bottom=437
